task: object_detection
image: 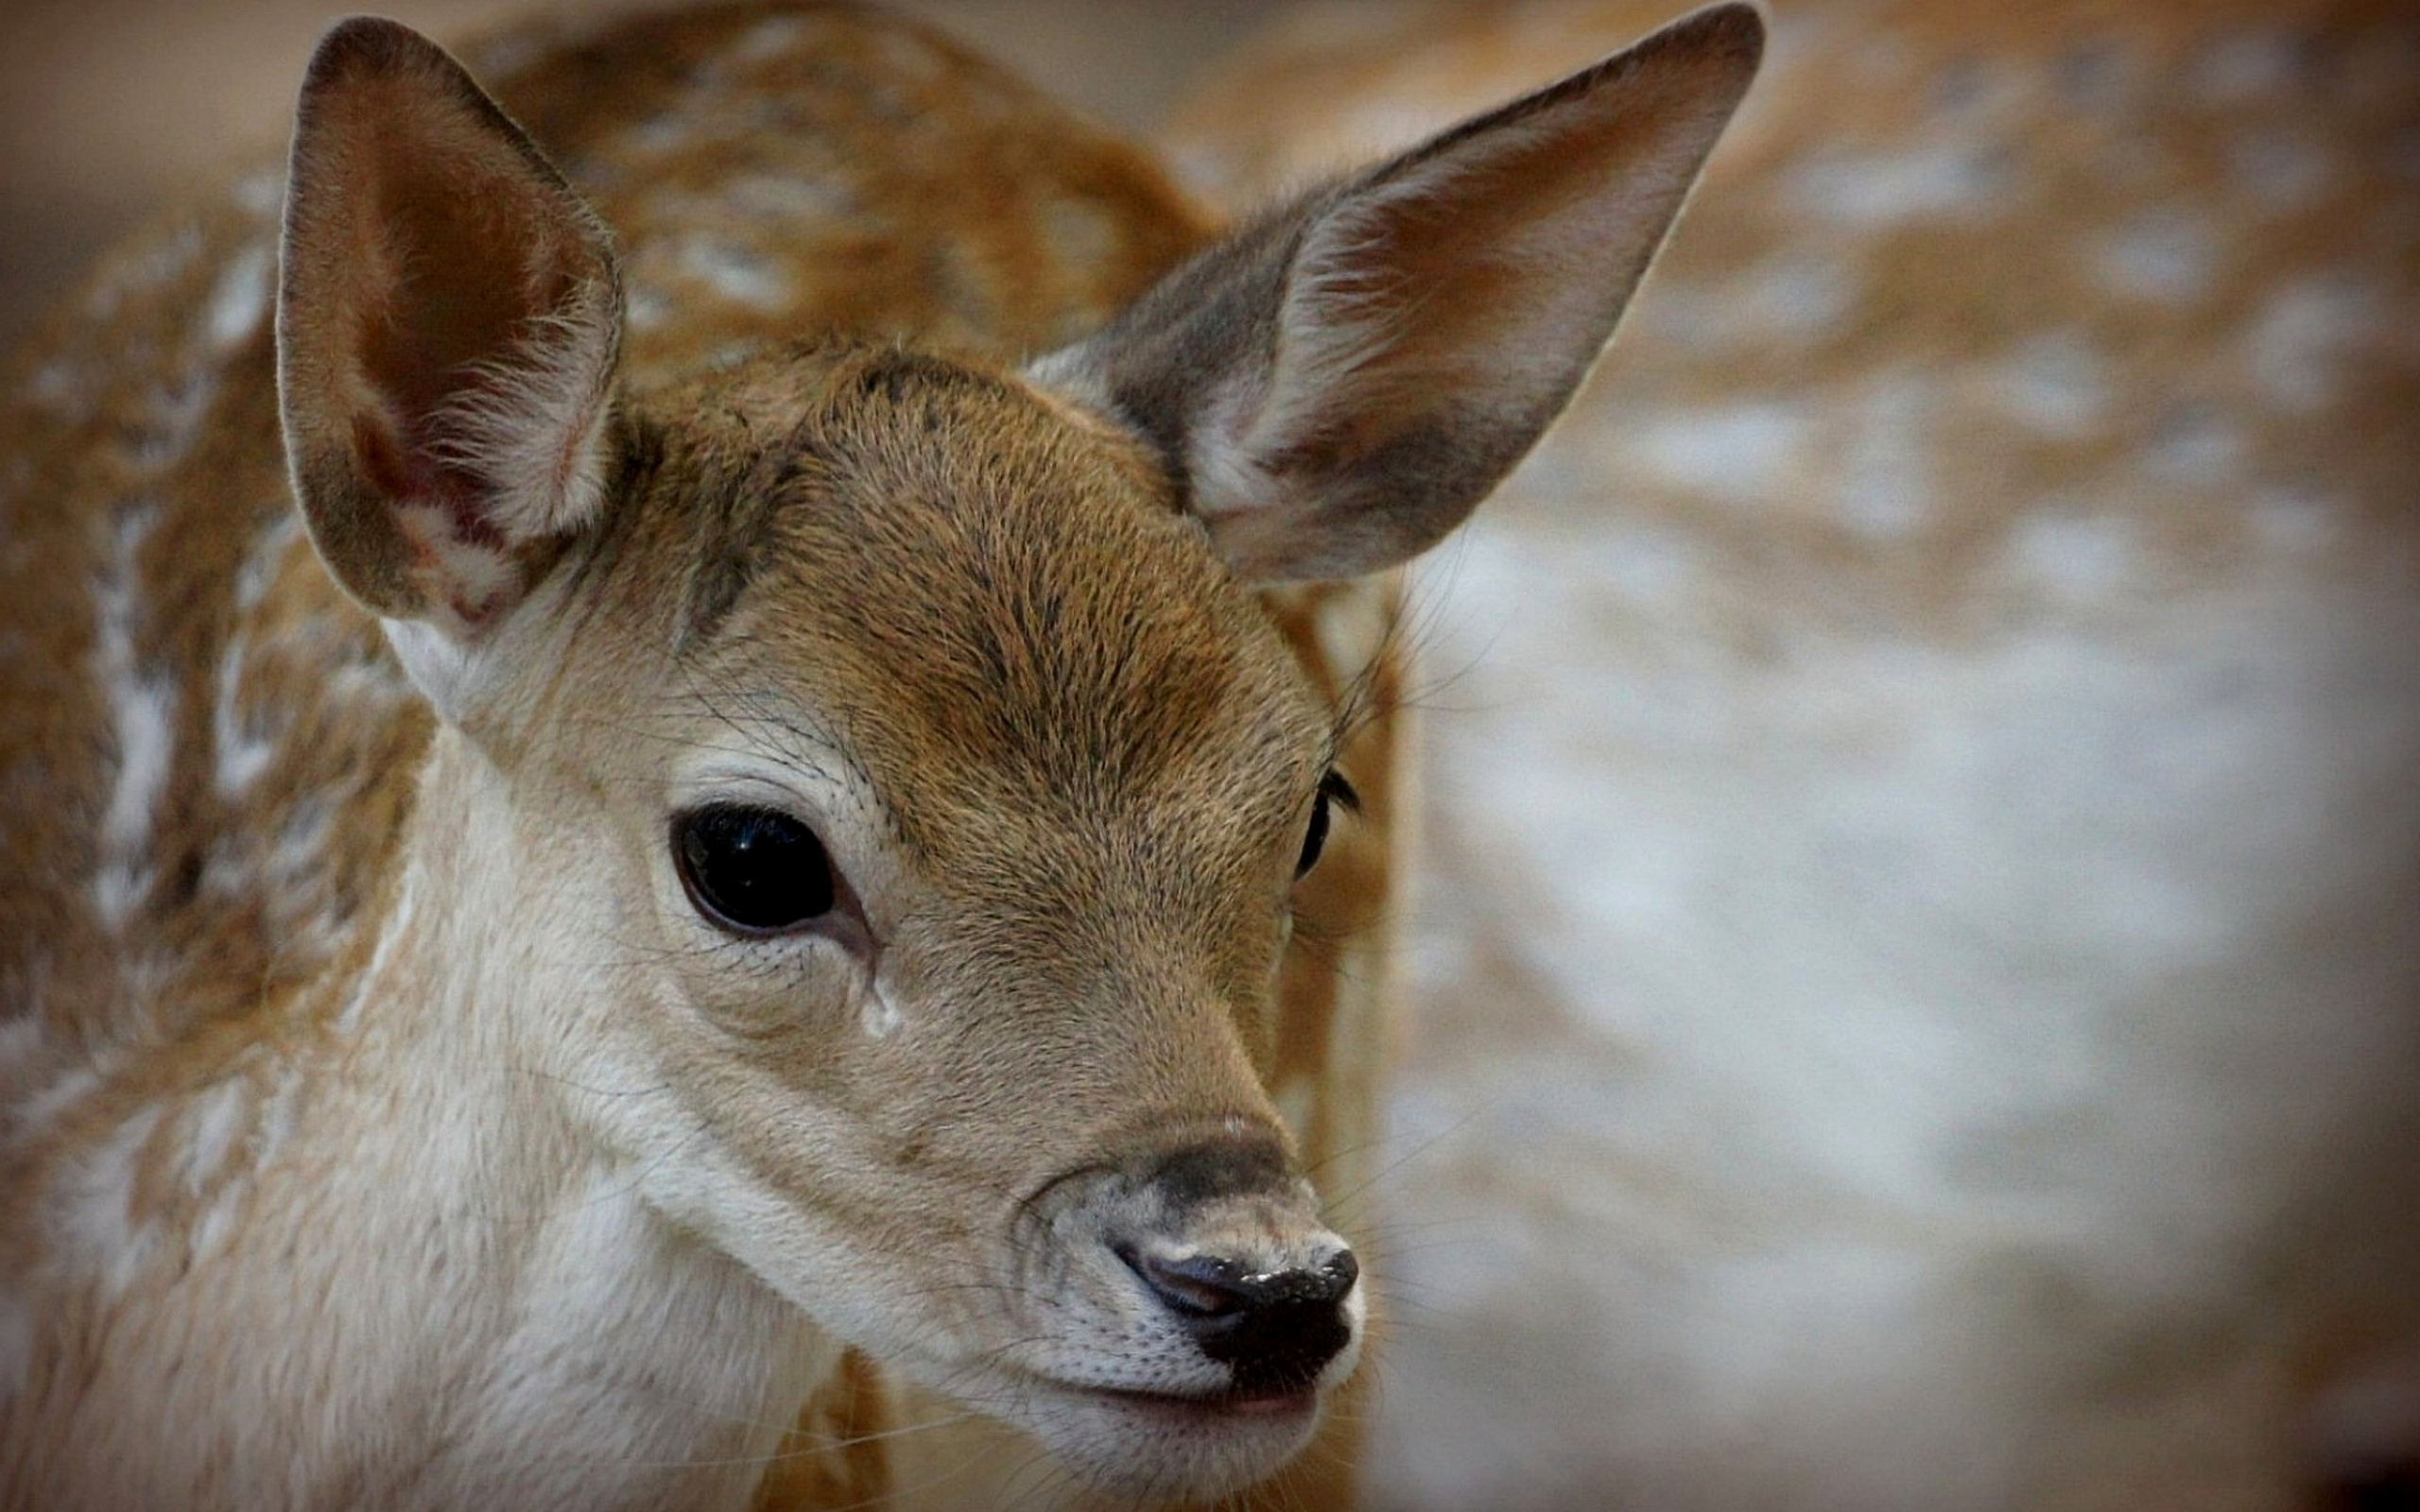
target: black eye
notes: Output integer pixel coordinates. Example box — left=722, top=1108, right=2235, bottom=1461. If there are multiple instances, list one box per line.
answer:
left=1296, top=771, right=1358, bottom=880
left=673, top=806, right=837, bottom=935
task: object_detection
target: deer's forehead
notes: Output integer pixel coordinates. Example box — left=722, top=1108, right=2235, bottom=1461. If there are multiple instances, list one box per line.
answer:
left=658, top=352, right=1329, bottom=841
left=654, top=345, right=1185, bottom=635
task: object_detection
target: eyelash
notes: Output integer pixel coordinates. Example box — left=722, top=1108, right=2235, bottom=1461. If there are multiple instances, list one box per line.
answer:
left=1297, top=770, right=1358, bottom=880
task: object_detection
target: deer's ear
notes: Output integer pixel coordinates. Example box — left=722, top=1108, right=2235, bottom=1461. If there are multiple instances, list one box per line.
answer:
left=1034, top=2, right=1762, bottom=583
left=277, top=16, right=623, bottom=640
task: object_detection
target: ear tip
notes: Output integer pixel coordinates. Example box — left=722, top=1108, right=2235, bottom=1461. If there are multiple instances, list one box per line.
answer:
left=1659, top=1, right=1769, bottom=74
left=302, top=15, right=451, bottom=94
left=1682, top=1, right=1770, bottom=41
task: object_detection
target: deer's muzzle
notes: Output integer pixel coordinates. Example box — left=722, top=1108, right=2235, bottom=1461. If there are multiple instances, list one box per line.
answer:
left=1110, top=1136, right=1361, bottom=1402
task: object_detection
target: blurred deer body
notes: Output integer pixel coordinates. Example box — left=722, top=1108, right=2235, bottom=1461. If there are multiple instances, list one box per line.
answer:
left=1170, top=2, right=2420, bottom=1508
left=0, top=3, right=1763, bottom=1508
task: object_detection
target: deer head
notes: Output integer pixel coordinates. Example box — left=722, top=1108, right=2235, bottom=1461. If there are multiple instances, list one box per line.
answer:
left=269, top=8, right=1760, bottom=1499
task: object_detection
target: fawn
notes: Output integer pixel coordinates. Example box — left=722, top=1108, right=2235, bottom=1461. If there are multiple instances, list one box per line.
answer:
left=0, top=2, right=1761, bottom=1507
left=1172, top=0, right=2420, bottom=1506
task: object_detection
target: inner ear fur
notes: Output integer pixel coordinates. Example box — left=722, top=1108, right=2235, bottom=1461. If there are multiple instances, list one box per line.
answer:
left=277, top=15, right=624, bottom=637
left=1033, top=2, right=1765, bottom=584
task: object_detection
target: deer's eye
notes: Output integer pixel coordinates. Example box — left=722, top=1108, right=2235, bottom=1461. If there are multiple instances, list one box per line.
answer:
left=1296, top=771, right=1358, bottom=880
left=674, top=806, right=837, bottom=935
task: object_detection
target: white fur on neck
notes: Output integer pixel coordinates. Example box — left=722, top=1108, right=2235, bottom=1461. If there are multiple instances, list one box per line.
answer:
left=19, top=730, right=832, bottom=1512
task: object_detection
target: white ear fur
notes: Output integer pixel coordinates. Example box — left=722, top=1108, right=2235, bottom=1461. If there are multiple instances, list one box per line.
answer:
left=421, top=297, right=622, bottom=548
left=1033, top=2, right=1765, bottom=584
left=277, top=16, right=623, bottom=644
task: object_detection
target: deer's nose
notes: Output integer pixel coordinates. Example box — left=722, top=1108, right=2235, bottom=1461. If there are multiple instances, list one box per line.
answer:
left=1119, top=1243, right=1360, bottom=1397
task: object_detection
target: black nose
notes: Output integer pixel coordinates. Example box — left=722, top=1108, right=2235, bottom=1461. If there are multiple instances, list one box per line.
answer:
left=1121, top=1245, right=1359, bottom=1397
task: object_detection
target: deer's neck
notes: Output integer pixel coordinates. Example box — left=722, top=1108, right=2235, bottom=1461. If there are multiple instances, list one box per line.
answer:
left=25, top=726, right=829, bottom=1512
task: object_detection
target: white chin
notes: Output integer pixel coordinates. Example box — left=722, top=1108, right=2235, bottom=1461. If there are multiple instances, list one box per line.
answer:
left=1014, top=1380, right=1326, bottom=1504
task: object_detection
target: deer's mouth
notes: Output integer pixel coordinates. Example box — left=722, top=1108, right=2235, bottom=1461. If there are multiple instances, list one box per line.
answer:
left=1083, top=1382, right=1321, bottom=1421
left=1011, top=1366, right=1327, bottom=1426
left=978, top=1366, right=1331, bottom=1502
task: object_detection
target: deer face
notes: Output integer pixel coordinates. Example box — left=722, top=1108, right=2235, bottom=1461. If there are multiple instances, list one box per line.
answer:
left=270, top=10, right=1757, bottom=1499
left=552, top=348, right=1359, bottom=1495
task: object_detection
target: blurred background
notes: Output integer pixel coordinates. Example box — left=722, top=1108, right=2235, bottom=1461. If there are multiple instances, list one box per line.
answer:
left=1166, top=5, right=2420, bottom=1508
left=7, top=2, right=2416, bottom=1509
left=0, top=0, right=1284, bottom=344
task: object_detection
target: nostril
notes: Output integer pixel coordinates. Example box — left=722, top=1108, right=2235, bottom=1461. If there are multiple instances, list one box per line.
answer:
left=1121, top=1247, right=1253, bottom=1319
left=1318, top=1246, right=1359, bottom=1299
